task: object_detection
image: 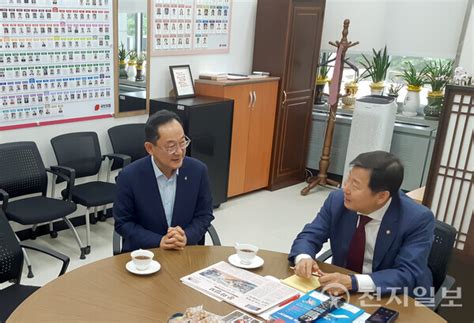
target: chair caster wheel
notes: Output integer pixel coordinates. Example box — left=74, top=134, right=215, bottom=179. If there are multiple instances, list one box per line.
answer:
left=80, top=248, right=86, bottom=260
left=98, top=213, right=107, bottom=222
left=50, top=230, right=58, bottom=238
left=27, top=265, right=34, bottom=278
left=85, top=246, right=91, bottom=254
left=90, top=215, right=98, bottom=224
left=30, top=229, right=37, bottom=240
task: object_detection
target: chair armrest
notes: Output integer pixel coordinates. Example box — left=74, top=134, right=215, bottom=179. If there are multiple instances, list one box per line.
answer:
left=433, top=275, right=456, bottom=311
left=102, top=153, right=132, bottom=168
left=316, top=249, right=333, bottom=262
left=113, top=230, right=122, bottom=256
left=48, top=166, right=76, bottom=201
left=207, top=224, right=221, bottom=246
left=20, top=242, right=70, bottom=277
left=0, top=188, right=9, bottom=211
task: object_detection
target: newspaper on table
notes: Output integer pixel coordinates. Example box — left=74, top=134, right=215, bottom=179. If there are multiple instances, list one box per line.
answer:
left=181, top=261, right=298, bottom=314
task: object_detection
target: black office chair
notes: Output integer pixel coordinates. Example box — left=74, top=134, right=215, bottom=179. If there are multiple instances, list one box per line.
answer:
left=112, top=224, right=222, bottom=255
left=316, top=219, right=457, bottom=311
left=0, top=142, right=87, bottom=262
left=0, top=209, right=69, bottom=322
left=428, top=220, right=457, bottom=311
left=107, top=123, right=147, bottom=170
left=50, top=132, right=131, bottom=255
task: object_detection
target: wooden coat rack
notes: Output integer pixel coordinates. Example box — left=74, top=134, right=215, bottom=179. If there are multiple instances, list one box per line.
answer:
left=301, top=19, right=359, bottom=196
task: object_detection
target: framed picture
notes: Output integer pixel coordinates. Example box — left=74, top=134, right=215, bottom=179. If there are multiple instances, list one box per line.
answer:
left=169, top=65, right=195, bottom=99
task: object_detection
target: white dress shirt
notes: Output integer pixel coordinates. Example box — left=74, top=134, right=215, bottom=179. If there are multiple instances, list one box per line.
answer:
left=295, top=197, right=392, bottom=292
left=151, top=156, right=178, bottom=227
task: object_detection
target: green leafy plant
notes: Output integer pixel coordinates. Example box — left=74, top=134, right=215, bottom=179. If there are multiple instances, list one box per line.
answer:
left=400, top=62, right=426, bottom=87
left=360, top=46, right=391, bottom=83
left=424, top=60, right=454, bottom=92
left=387, top=83, right=403, bottom=96
left=128, top=50, right=137, bottom=62
left=136, top=52, right=146, bottom=66
left=118, top=42, right=129, bottom=61
left=317, top=52, right=332, bottom=80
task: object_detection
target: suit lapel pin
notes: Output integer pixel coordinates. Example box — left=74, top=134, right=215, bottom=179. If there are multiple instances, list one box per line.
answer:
left=386, top=230, right=391, bottom=235
left=184, top=176, right=187, bottom=181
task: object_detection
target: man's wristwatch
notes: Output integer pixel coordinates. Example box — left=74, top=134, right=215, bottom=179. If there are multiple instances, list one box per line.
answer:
left=349, top=274, right=358, bottom=292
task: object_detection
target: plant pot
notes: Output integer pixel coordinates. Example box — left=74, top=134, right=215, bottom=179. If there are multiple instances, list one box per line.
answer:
left=119, top=60, right=128, bottom=79
left=341, top=95, right=356, bottom=109
left=387, top=94, right=403, bottom=114
left=370, top=81, right=384, bottom=95
left=127, top=62, right=137, bottom=80
left=135, top=66, right=144, bottom=82
left=341, top=82, right=358, bottom=109
left=314, top=78, right=327, bottom=105
left=402, top=86, right=421, bottom=117
left=424, top=91, right=444, bottom=120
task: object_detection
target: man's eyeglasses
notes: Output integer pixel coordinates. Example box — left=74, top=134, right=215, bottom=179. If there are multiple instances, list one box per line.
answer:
left=161, top=135, right=191, bottom=155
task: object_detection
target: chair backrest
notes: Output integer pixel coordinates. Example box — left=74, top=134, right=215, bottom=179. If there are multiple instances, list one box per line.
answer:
left=51, top=132, right=102, bottom=179
left=0, top=142, right=47, bottom=198
left=0, top=209, right=23, bottom=284
left=108, top=124, right=147, bottom=170
left=428, top=220, right=457, bottom=291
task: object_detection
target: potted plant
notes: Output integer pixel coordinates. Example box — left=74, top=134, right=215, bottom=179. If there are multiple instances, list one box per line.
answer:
left=423, top=60, right=454, bottom=120
left=399, top=62, right=426, bottom=117
left=127, top=50, right=137, bottom=80
left=341, top=75, right=360, bottom=109
left=360, top=46, right=391, bottom=95
left=314, top=52, right=332, bottom=105
left=135, top=52, right=146, bottom=82
left=387, top=82, right=404, bottom=113
left=118, top=43, right=129, bottom=79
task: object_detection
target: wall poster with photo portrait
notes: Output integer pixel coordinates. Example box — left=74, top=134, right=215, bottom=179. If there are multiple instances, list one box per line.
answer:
left=151, top=0, right=232, bottom=56
left=0, top=0, right=115, bottom=131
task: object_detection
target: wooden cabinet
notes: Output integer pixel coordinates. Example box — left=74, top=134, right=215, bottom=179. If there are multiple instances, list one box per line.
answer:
left=253, top=0, right=326, bottom=190
left=195, top=78, right=279, bottom=197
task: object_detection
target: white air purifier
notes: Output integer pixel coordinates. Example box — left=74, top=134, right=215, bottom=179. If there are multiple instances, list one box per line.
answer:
left=343, top=95, right=397, bottom=180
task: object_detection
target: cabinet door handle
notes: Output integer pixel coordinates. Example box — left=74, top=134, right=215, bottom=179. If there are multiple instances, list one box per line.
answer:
left=252, top=91, right=257, bottom=108
left=282, top=90, right=287, bottom=105
left=248, top=91, right=253, bottom=108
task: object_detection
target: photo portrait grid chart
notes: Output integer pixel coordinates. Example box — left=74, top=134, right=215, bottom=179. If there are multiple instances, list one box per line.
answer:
left=0, top=0, right=115, bottom=130
left=152, top=0, right=231, bottom=56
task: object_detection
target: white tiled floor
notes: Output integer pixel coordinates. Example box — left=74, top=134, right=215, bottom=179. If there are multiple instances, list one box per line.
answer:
left=13, top=182, right=334, bottom=287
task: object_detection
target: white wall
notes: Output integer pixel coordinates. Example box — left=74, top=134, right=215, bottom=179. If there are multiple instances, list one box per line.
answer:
left=321, top=0, right=468, bottom=58
left=459, top=1, right=473, bottom=74
left=148, top=0, right=258, bottom=98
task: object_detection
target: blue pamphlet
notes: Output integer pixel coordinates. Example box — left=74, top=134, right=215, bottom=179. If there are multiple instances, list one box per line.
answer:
left=271, top=290, right=365, bottom=322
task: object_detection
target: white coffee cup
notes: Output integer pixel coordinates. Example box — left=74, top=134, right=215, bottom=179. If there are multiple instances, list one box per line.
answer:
left=131, top=249, right=154, bottom=271
left=235, top=243, right=258, bottom=265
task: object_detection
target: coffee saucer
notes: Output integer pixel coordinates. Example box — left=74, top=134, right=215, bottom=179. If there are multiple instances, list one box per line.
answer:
left=126, top=260, right=161, bottom=275
left=228, top=254, right=264, bottom=269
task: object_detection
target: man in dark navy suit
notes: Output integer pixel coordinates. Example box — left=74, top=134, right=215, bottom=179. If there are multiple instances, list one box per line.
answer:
left=289, top=151, right=434, bottom=297
left=113, top=110, right=214, bottom=252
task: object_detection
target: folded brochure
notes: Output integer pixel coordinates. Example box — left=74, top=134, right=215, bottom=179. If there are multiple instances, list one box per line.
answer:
left=271, top=290, right=365, bottom=322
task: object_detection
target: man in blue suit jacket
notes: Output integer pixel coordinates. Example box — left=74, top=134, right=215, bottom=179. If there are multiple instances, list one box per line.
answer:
left=289, top=151, right=434, bottom=298
left=113, top=110, right=214, bottom=252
